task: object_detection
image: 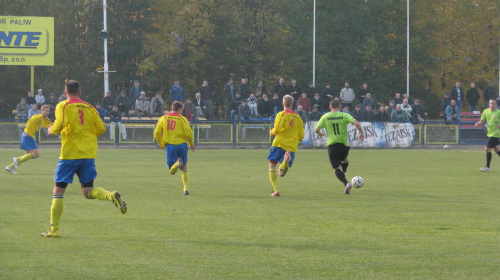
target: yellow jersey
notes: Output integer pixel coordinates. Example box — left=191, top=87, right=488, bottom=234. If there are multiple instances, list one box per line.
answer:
left=51, top=98, right=106, bottom=159
left=24, top=114, right=52, bottom=138
left=154, top=113, right=194, bottom=148
left=270, top=110, right=305, bottom=152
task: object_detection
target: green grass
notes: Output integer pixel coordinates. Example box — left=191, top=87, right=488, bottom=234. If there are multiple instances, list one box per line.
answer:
left=1, top=148, right=499, bottom=279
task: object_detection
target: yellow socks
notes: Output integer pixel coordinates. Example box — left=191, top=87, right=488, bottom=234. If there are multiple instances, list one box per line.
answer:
left=269, top=169, right=278, bottom=193
left=169, top=161, right=179, bottom=175
left=16, top=153, right=34, bottom=166
left=279, top=161, right=289, bottom=172
left=182, top=171, right=189, bottom=192
left=89, top=187, right=110, bottom=200
left=50, top=195, right=64, bottom=231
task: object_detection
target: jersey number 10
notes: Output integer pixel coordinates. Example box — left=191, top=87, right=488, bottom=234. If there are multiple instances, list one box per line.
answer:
left=167, top=120, right=177, bottom=130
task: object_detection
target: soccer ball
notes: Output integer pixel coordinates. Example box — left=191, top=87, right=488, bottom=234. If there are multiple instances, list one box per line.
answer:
left=443, top=145, right=450, bottom=150
left=351, top=176, right=364, bottom=188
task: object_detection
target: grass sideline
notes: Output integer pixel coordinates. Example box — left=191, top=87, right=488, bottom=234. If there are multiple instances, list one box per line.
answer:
left=1, top=148, right=499, bottom=279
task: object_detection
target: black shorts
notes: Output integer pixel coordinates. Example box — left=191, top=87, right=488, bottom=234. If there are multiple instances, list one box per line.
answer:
left=487, top=137, right=500, bottom=148
left=328, top=143, right=350, bottom=169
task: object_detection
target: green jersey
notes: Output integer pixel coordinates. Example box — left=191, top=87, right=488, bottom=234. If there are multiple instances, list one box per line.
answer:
left=481, top=108, right=500, bottom=137
left=316, top=111, right=356, bottom=146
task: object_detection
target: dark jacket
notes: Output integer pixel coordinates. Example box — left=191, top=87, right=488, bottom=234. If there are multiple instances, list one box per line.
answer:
left=170, top=85, right=185, bottom=102
left=450, top=86, right=464, bottom=102
left=441, top=97, right=451, bottom=112
left=115, top=95, right=130, bottom=115
left=466, top=88, right=480, bottom=106
left=320, top=87, right=335, bottom=111
left=199, top=85, right=212, bottom=100
left=230, top=97, right=244, bottom=111
left=362, top=110, right=376, bottom=122
left=239, top=83, right=251, bottom=99
left=102, top=96, right=114, bottom=112
left=274, top=83, right=288, bottom=99
left=224, top=83, right=238, bottom=100
left=375, top=111, right=389, bottom=122
left=351, top=109, right=363, bottom=121
left=258, top=98, right=272, bottom=117
left=483, top=85, right=496, bottom=102
left=130, top=86, right=143, bottom=105
left=289, top=84, right=302, bottom=102
left=308, top=110, right=322, bottom=121
left=109, top=110, right=122, bottom=122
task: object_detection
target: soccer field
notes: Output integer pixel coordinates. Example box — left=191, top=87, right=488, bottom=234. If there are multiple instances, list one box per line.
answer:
left=1, top=148, right=499, bottom=279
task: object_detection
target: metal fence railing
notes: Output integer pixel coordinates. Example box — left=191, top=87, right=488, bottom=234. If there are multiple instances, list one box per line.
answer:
left=0, top=118, right=488, bottom=148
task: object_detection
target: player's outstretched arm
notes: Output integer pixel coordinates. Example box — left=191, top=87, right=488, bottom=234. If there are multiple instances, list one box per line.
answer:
left=475, top=120, right=484, bottom=127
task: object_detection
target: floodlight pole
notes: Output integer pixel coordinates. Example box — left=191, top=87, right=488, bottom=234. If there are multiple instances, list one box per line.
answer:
left=103, top=0, right=109, bottom=97
left=406, top=0, right=410, bottom=97
left=313, top=0, right=316, bottom=87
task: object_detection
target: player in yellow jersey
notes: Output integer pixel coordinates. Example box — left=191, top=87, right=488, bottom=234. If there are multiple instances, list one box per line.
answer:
left=155, top=101, right=195, bottom=195
left=40, top=80, right=127, bottom=238
left=5, top=105, right=52, bottom=174
left=267, top=95, right=305, bottom=196
left=315, top=99, right=364, bottom=194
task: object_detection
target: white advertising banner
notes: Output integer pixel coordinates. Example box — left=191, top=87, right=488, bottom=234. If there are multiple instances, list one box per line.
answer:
left=302, top=121, right=414, bottom=148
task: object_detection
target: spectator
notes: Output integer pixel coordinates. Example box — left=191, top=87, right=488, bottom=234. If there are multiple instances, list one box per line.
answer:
left=258, top=93, right=272, bottom=117
left=239, top=78, right=251, bottom=99
left=95, top=103, right=107, bottom=120
left=295, top=105, right=308, bottom=123
left=351, top=104, right=363, bottom=121
left=247, top=93, right=258, bottom=117
left=129, top=80, right=143, bottom=110
left=44, top=93, right=58, bottom=121
left=390, top=104, right=410, bottom=122
left=109, top=105, right=127, bottom=140
left=184, top=97, right=197, bottom=120
left=483, top=81, right=496, bottom=108
left=193, top=92, right=207, bottom=118
left=308, top=105, right=322, bottom=121
left=273, top=77, right=287, bottom=99
left=320, top=83, right=335, bottom=112
left=35, top=89, right=45, bottom=107
left=312, top=93, right=322, bottom=109
left=270, top=93, right=282, bottom=116
left=401, top=99, right=412, bottom=119
left=199, top=80, right=213, bottom=119
left=170, top=79, right=185, bottom=102
left=392, top=92, right=403, bottom=105
left=224, top=78, right=237, bottom=118
left=412, top=99, right=425, bottom=123
left=135, top=91, right=151, bottom=118
left=28, top=104, right=41, bottom=119
left=150, top=92, right=165, bottom=116
left=16, top=98, right=29, bottom=120
left=466, top=83, right=480, bottom=112
left=387, top=100, right=397, bottom=116
left=26, top=91, right=36, bottom=109
left=445, top=99, right=461, bottom=123
left=115, top=90, right=130, bottom=117
left=305, top=82, right=319, bottom=100
left=102, top=91, right=114, bottom=114
left=441, top=92, right=451, bottom=121
left=403, top=93, right=414, bottom=105
left=362, top=93, right=376, bottom=110
left=297, top=93, right=312, bottom=112
left=342, top=105, right=351, bottom=115
left=339, top=81, right=355, bottom=107
left=375, top=106, right=389, bottom=122
left=182, top=105, right=193, bottom=121
left=57, top=92, right=66, bottom=103
left=450, top=81, right=464, bottom=110
left=289, top=79, right=302, bottom=108
left=238, top=99, right=251, bottom=121
left=230, top=92, right=244, bottom=121
left=358, top=83, right=369, bottom=104
left=362, top=105, right=376, bottom=122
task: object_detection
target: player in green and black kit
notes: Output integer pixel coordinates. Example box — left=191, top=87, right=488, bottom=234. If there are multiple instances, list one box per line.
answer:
left=315, top=99, right=365, bottom=194
left=475, top=99, right=500, bottom=171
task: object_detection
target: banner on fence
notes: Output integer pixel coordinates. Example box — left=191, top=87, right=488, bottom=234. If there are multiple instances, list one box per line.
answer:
left=302, top=121, right=414, bottom=148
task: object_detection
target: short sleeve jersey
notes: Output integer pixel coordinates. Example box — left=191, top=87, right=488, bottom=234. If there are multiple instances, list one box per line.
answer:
left=316, top=111, right=356, bottom=146
left=51, top=98, right=106, bottom=159
left=270, top=110, right=305, bottom=152
left=481, top=108, right=500, bottom=138
left=24, top=114, right=52, bottom=138
left=155, top=113, right=194, bottom=147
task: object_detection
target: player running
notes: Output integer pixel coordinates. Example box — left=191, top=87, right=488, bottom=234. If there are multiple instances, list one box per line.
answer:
left=475, top=99, right=500, bottom=171
left=41, top=80, right=127, bottom=238
left=267, top=95, right=305, bottom=197
left=154, top=101, right=195, bottom=195
left=5, top=105, right=52, bottom=174
left=315, top=99, right=364, bottom=194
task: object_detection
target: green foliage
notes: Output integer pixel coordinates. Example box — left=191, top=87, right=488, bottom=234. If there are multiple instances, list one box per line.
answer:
left=1, top=148, right=499, bottom=279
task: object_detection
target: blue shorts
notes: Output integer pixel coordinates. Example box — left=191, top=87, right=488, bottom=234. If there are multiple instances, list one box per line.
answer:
left=267, top=146, right=295, bottom=167
left=54, top=159, right=97, bottom=184
left=166, top=143, right=188, bottom=169
left=20, top=132, right=38, bottom=151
